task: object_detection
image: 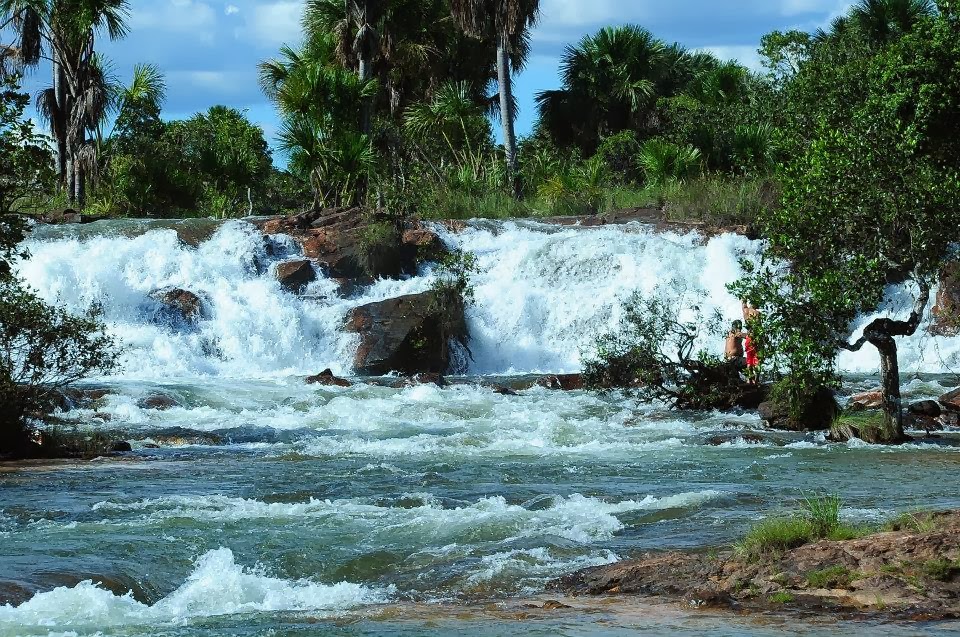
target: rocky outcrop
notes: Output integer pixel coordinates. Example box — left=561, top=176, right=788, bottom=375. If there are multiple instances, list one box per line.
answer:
left=758, top=386, right=838, bottom=431
left=940, top=387, right=960, bottom=412
left=306, top=369, right=353, bottom=387
left=848, top=389, right=884, bottom=411
left=149, top=288, right=207, bottom=326
left=274, top=259, right=316, bottom=293
left=552, top=511, right=960, bottom=619
left=257, top=208, right=448, bottom=282
left=345, top=291, right=467, bottom=376
left=930, top=261, right=960, bottom=336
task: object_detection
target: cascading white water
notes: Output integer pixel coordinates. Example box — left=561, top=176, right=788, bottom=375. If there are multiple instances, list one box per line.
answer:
left=15, top=218, right=960, bottom=379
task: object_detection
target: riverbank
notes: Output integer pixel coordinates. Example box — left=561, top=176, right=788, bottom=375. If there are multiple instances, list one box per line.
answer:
left=553, top=511, right=960, bottom=620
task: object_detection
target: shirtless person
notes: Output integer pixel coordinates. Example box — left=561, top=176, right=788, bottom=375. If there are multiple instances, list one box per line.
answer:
left=725, top=320, right=746, bottom=368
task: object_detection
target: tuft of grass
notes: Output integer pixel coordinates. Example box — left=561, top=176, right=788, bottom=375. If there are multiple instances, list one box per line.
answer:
left=769, top=591, right=795, bottom=604
left=735, top=517, right=814, bottom=560
left=884, top=511, right=938, bottom=534
left=875, top=595, right=887, bottom=611
left=922, top=559, right=958, bottom=582
left=801, top=493, right=842, bottom=537
left=806, top=565, right=853, bottom=589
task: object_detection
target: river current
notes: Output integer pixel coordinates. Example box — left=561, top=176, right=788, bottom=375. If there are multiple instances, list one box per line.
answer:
left=2, top=219, right=959, bottom=636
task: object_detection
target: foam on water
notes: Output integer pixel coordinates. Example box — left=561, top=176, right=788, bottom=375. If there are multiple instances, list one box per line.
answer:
left=87, top=491, right=722, bottom=544
left=0, top=547, right=388, bottom=635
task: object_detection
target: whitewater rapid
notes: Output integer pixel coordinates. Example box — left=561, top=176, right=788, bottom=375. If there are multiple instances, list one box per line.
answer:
left=17, top=218, right=960, bottom=379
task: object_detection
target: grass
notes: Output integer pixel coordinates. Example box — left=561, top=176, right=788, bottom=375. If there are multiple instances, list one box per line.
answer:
left=806, top=565, right=854, bottom=589
left=768, top=591, right=795, bottom=604
left=922, top=559, right=958, bottom=582
left=883, top=511, right=939, bottom=533
left=735, top=494, right=871, bottom=560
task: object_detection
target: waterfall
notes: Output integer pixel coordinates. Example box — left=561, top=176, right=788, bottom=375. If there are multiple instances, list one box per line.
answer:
left=15, top=218, right=960, bottom=379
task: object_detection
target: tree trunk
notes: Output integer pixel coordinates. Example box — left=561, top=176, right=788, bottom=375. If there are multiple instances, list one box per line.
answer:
left=53, top=53, right=68, bottom=187
left=875, top=336, right=903, bottom=441
left=497, top=35, right=520, bottom=200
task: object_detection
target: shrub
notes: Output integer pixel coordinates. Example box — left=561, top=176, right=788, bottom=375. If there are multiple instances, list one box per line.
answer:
left=0, top=279, right=118, bottom=456
left=356, top=219, right=403, bottom=278
left=883, top=511, right=938, bottom=533
left=801, top=493, right=842, bottom=537
left=638, top=138, right=702, bottom=186
left=768, top=591, right=795, bottom=604
left=594, top=131, right=642, bottom=184
left=806, top=565, right=853, bottom=589
left=736, top=517, right=814, bottom=559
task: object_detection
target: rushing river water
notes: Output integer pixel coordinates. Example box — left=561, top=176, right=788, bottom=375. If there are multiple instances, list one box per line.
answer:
left=2, top=219, right=959, bottom=636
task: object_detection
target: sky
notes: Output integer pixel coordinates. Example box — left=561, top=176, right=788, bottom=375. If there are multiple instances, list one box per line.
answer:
left=12, top=0, right=855, bottom=162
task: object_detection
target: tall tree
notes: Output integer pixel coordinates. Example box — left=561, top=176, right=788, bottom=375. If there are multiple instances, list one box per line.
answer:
left=0, top=0, right=129, bottom=205
left=450, top=0, right=540, bottom=198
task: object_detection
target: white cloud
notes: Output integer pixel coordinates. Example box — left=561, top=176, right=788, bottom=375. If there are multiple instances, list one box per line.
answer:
left=225, top=4, right=240, bottom=15
left=130, top=0, right=218, bottom=40
left=167, top=69, right=254, bottom=96
left=245, top=1, right=304, bottom=47
left=538, top=0, right=645, bottom=27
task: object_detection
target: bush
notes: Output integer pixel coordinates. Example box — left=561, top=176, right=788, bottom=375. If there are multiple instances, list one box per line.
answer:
left=0, top=279, right=118, bottom=456
left=594, top=131, right=642, bottom=184
left=638, top=138, right=702, bottom=186
left=806, top=565, right=853, bottom=589
left=654, top=175, right=779, bottom=227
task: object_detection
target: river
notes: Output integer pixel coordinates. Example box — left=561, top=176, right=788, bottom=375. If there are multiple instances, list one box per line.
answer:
left=1, top=219, right=958, bottom=636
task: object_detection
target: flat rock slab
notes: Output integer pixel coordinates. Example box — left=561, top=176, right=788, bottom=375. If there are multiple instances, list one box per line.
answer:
left=551, top=511, right=960, bottom=620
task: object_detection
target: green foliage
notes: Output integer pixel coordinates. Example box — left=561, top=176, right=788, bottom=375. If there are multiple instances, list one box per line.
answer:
left=883, top=511, right=939, bottom=533
left=768, top=591, right=795, bottom=604
left=356, top=219, right=403, bottom=278
left=593, top=131, right=642, bottom=183
left=736, top=517, right=814, bottom=559
left=638, top=138, right=702, bottom=186
left=582, top=289, right=751, bottom=410
left=921, top=559, right=958, bottom=581
left=806, top=565, right=853, bottom=589
left=0, top=74, right=56, bottom=214
left=430, top=250, right=479, bottom=309
left=657, top=175, right=777, bottom=226
left=801, top=493, right=842, bottom=537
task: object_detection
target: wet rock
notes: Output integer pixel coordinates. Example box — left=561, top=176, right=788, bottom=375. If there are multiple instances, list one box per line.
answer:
left=704, top=433, right=769, bottom=446
left=275, top=259, right=316, bottom=293
left=136, top=394, right=180, bottom=411
left=110, top=441, right=132, bottom=452
left=345, top=291, right=467, bottom=376
left=535, top=374, right=585, bottom=391
left=930, top=261, right=960, bottom=336
left=405, top=373, right=448, bottom=387
left=402, top=227, right=447, bottom=263
left=541, top=600, right=573, bottom=610
left=149, top=288, right=207, bottom=326
left=848, top=389, right=883, bottom=411
left=940, top=387, right=960, bottom=412
left=909, top=400, right=942, bottom=418
left=306, top=369, right=353, bottom=387
left=759, top=386, right=838, bottom=431
left=487, top=384, right=519, bottom=396
left=905, top=413, right=943, bottom=434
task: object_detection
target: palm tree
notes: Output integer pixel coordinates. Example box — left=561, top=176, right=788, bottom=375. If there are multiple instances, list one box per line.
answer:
left=449, top=0, right=540, bottom=199
left=403, top=80, right=490, bottom=157
left=1, top=0, right=130, bottom=204
left=536, top=26, right=707, bottom=154
left=850, top=0, right=936, bottom=45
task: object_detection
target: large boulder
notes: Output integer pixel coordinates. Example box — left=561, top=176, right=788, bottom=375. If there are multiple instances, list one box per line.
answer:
left=149, top=288, right=207, bottom=326
left=758, top=386, right=838, bottom=431
left=345, top=291, right=467, bottom=376
left=306, top=369, right=353, bottom=387
left=848, top=389, right=883, bottom=411
left=930, top=261, right=960, bottom=336
left=940, top=387, right=960, bottom=412
left=275, top=259, right=316, bottom=293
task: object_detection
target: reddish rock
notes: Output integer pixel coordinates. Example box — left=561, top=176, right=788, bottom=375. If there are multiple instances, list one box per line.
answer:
left=535, top=374, right=585, bottom=391
left=345, top=291, right=467, bottom=376
left=402, top=227, right=447, bottom=262
left=306, top=369, right=353, bottom=387
left=930, top=261, right=960, bottom=336
left=136, top=394, right=180, bottom=411
left=848, top=389, right=884, bottom=411
left=275, top=259, right=316, bottom=293
left=940, top=387, right=960, bottom=412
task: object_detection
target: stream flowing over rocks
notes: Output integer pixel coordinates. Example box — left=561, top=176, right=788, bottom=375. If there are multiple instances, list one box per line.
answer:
left=3, top=215, right=960, bottom=637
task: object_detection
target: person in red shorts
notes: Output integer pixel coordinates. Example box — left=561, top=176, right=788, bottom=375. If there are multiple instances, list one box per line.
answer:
left=744, top=331, right=760, bottom=385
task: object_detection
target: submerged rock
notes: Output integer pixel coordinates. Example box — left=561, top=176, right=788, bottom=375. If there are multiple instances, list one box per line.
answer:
left=274, top=259, right=316, bottom=293
left=345, top=291, right=467, bottom=376
left=149, top=287, right=207, bottom=326
left=306, top=369, right=353, bottom=387
left=136, top=394, right=181, bottom=411
left=535, top=374, right=585, bottom=391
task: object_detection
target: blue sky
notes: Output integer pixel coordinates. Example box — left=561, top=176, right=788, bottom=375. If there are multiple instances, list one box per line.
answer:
left=14, top=0, right=854, bottom=161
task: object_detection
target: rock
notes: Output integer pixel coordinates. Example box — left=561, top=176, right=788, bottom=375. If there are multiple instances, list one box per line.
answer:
left=541, top=600, right=572, bottom=610
left=149, top=288, right=207, bottom=326
left=909, top=400, right=942, bottom=418
left=905, top=413, right=943, bottom=434
left=345, top=291, right=467, bottom=376
left=930, top=261, right=960, bottom=336
left=535, top=374, right=584, bottom=391
left=704, top=433, right=769, bottom=446
left=110, top=441, right=132, bottom=452
left=759, top=386, right=838, bottom=431
left=136, top=394, right=180, bottom=411
left=848, top=389, right=884, bottom=411
left=306, top=369, right=353, bottom=387
left=406, top=373, right=447, bottom=387
left=402, top=227, right=447, bottom=263
left=274, top=259, right=316, bottom=293
left=487, top=384, right=519, bottom=396
left=940, top=387, right=960, bottom=412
